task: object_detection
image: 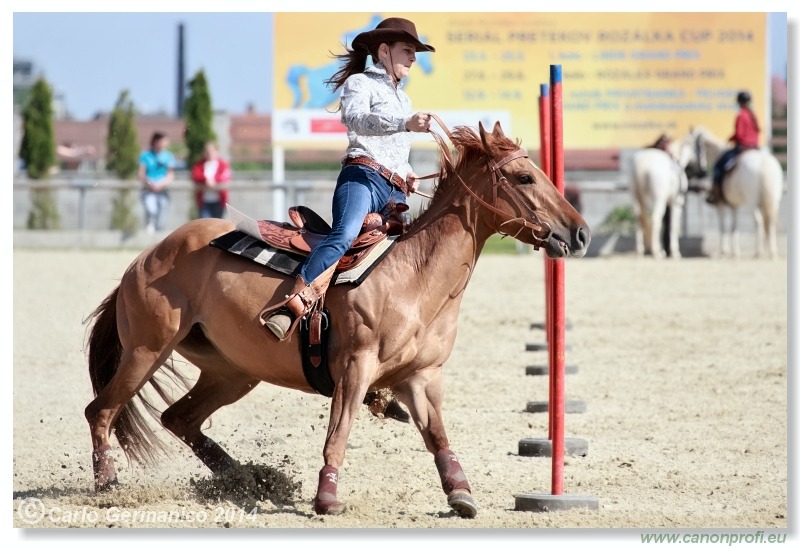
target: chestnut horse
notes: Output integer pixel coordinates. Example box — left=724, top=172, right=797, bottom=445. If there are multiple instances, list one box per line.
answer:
left=84, top=121, right=590, bottom=518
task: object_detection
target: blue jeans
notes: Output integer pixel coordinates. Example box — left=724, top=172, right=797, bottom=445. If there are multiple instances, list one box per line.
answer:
left=199, top=201, right=225, bottom=219
left=299, top=165, right=406, bottom=282
left=141, top=190, right=170, bottom=230
left=713, top=146, right=741, bottom=185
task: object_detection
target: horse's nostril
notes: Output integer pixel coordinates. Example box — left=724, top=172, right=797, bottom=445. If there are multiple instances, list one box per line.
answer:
left=575, top=226, right=589, bottom=248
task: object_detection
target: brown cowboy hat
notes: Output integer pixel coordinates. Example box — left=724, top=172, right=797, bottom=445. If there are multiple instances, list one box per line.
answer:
left=352, top=17, right=435, bottom=54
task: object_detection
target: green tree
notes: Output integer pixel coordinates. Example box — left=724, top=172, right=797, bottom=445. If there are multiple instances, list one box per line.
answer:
left=105, top=90, right=140, bottom=233
left=106, top=90, right=139, bottom=179
left=19, top=77, right=60, bottom=229
left=109, top=189, right=139, bottom=234
left=183, top=69, right=216, bottom=166
left=26, top=189, right=61, bottom=229
left=19, top=77, right=56, bottom=180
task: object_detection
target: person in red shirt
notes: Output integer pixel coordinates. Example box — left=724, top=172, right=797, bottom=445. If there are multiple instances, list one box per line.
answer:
left=191, top=141, right=232, bottom=218
left=707, top=91, right=760, bottom=204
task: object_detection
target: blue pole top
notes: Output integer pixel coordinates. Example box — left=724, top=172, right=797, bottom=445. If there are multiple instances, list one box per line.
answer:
left=540, top=84, right=549, bottom=97
left=550, top=64, right=562, bottom=85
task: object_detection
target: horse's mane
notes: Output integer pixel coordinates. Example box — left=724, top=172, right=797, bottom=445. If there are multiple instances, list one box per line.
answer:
left=692, top=125, right=726, bottom=148
left=687, top=125, right=729, bottom=166
left=427, top=125, right=521, bottom=207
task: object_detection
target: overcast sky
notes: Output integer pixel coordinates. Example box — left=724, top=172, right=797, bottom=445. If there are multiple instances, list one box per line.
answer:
left=10, top=9, right=792, bottom=121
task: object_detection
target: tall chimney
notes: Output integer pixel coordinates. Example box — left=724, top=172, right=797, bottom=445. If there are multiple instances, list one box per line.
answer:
left=177, top=22, right=185, bottom=117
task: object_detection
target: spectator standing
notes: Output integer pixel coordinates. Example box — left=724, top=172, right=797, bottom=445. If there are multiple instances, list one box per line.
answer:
left=191, top=141, right=231, bottom=219
left=138, top=131, right=175, bottom=233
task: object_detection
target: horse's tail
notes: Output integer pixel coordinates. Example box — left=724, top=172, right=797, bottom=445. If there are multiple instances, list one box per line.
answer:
left=628, top=151, right=647, bottom=205
left=759, top=154, right=784, bottom=224
left=86, top=286, right=191, bottom=466
left=626, top=151, right=638, bottom=192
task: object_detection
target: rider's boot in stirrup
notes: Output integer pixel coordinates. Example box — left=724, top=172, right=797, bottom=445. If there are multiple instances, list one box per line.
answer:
left=260, top=264, right=337, bottom=341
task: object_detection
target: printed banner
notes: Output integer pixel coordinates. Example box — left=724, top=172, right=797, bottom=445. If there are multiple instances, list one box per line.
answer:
left=274, top=12, right=767, bottom=149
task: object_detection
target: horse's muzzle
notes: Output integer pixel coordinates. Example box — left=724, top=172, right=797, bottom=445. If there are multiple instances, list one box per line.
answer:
left=685, top=165, right=708, bottom=180
left=544, top=224, right=591, bottom=259
left=571, top=225, right=591, bottom=258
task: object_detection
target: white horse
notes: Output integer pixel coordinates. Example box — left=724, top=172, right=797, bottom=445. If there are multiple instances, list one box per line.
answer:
left=629, top=142, right=691, bottom=259
left=682, top=126, right=784, bottom=258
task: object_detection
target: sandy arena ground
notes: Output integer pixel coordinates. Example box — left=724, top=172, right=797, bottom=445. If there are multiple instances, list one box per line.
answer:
left=12, top=247, right=789, bottom=535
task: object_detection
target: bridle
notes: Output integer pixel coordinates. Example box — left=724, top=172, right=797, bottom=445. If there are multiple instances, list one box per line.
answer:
left=682, top=130, right=708, bottom=180
left=694, top=131, right=708, bottom=175
left=416, top=114, right=554, bottom=250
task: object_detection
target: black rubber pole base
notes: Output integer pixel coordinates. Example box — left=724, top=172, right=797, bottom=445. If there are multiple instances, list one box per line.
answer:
left=525, top=364, right=579, bottom=376
left=526, top=342, right=573, bottom=352
left=518, top=437, right=589, bottom=457
left=529, top=320, right=573, bottom=331
left=514, top=493, right=599, bottom=512
left=525, top=400, right=587, bottom=414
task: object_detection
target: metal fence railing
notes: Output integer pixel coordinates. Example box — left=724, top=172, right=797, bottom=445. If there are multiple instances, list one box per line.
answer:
left=14, top=168, right=788, bottom=240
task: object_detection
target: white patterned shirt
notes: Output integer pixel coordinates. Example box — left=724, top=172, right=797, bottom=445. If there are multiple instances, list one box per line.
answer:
left=340, top=63, right=414, bottom=180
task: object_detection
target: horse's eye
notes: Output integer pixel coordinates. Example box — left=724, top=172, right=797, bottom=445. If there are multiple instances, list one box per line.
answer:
left=518, top=173, right=534, bottom=185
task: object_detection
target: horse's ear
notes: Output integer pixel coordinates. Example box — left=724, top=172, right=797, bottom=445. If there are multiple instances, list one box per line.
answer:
left=480, top=121, right=506, bottom=153
left=479, top=121, right=493, bottom=151
left=491, top=121, right=504, bottom=138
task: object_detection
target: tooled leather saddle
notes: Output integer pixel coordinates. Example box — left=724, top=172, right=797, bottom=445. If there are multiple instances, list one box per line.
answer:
left=256, top=205, right=405, bottom=272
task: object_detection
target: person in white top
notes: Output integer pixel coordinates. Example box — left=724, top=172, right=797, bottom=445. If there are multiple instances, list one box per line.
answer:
left=263, top=16, right=435, bottom=340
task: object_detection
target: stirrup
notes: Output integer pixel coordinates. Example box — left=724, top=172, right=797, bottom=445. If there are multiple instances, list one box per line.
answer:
left=263, top=309, right=295, bottom=340
left=705, top=185, right=721, bottom=205
left=259, top=265, right=337, bottom=342
left=260, top=294, right=307, bottom=342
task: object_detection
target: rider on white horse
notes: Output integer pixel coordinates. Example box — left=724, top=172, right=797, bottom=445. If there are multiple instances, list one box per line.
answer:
left=707, top=91, right=760, bottom=205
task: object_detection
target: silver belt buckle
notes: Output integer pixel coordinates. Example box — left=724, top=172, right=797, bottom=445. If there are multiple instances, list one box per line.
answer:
left=389, top=170, right=402, bottom=188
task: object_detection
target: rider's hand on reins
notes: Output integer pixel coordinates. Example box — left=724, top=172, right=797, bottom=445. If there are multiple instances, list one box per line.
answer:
left=405, top=112, right=432, bottom=133
left=406, top=171, right=421, bottom=194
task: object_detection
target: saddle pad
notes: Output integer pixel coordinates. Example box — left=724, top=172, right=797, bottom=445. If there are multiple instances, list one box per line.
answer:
left=209, top=230, right=398, bottom=286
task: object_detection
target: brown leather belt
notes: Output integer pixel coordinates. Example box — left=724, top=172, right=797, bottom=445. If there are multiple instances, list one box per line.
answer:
left=345, top=156, right=409, bottom=195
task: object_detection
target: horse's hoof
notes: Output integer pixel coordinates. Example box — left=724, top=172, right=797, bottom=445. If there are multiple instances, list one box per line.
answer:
left=384, top=399, right=411, bottom=423
left=447, top=489, right=478, bottom=518
left=313, top=497, right=346, bottom=516
left=95, top=477, right=119, bottom=493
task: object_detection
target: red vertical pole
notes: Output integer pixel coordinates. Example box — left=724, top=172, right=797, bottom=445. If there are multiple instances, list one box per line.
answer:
left=549, top=64, right=565, bottom=496
left=538, top=85, right=554, bottom=441
left=538, top=84, right=551, bottom=178
left=538, top=86, right=553, bottom=434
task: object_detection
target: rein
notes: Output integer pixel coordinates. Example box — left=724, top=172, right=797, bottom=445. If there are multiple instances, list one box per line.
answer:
left=413, top=114, right=553, bottom=249
left=695, top=132, right=708, bottom=173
